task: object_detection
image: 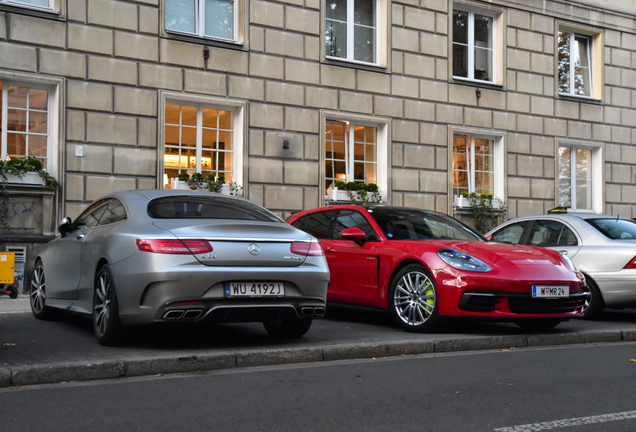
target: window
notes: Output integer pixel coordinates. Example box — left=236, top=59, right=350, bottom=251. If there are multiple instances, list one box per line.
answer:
left=0, top=0, right=54, bottom=11
left=557, top=26, right=601, bottom=99
left=162, top=95, right=245, bottom=190
left=453, top=7, right=499, bottom=83
left=558, top=143, right=602, bottom=212
left=452, top=133, right=503, bottom=198
left=0, top=81, right=52, bottom=172
left=528, top=220, right=578, bottom=248
left=490, top=221, right=530, bottom=244
left=166, top=0, right=239, bottom=42
left=325, top=0, right=387, bottom=66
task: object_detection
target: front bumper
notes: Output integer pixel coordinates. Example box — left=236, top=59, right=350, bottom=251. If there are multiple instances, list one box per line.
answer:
left=459, top=291, right=587, bottom=316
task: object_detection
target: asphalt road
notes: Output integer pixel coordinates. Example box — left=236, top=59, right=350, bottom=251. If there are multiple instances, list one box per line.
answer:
left=2, top=296, right=636, bottom=388
left=1, top=342, right=636, bottom=432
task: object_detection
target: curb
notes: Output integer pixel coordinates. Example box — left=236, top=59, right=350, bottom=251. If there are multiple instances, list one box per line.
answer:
left=2, top=329, right=634, bottom=388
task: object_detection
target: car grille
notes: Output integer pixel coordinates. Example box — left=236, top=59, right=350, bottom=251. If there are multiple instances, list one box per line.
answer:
left=460, top=292, right=586, bottom=314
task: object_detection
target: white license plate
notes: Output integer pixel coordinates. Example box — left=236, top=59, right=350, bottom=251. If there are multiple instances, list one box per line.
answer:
left=225, top=282, right=285, bottom=297
left=531, top=285, right=569, bottom=298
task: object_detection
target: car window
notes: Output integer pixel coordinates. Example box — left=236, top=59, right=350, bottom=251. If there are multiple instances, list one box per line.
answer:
left=147, top=196, right=282, bottom=222
left=290, top=211, right=338, bottom=239
left=74, top=199, right=110, bottom=229
left=490, top=221, right=528, bottom=244
left=97, top=199, right=128, bottom=226
left=528, top=220, right=578, bottom=247
left=586, top=218, right=636, bottom=240
left=328, top=210, right=379, bottom=241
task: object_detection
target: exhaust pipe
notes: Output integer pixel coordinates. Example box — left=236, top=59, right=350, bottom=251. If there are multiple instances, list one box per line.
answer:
left=183, top=309, right=203, bottom=319
left=163, top=310, right=185, bottom=320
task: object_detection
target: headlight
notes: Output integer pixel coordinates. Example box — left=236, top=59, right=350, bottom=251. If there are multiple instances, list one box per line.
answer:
left=559, top=252, right=579, bottom=273
left=437, top=249, right=492, bottom=273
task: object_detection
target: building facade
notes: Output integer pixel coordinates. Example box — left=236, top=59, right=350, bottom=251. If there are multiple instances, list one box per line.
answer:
left=1, top=0, right=635, bottom=284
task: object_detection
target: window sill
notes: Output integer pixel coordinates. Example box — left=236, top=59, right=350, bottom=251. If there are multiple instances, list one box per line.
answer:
left=164, top=30, right=246, bottom=50
left=324, top=56, right=388, bottom=73
left=451, top=77, right=505, bottom=91
left=0, top=3, right=61, bottom=19
left=557, top=93, right=602, bottom=104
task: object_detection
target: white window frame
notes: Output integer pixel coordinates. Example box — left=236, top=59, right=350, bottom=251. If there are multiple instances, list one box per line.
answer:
left=0, top=73, right=61, bottom=180
left=324, top=0, right=388, bottom=67
left=451, top=3, right=503, bottom=85
left=0, top=0, right=56, bottom=12
left=159, top=92, right=246, bottom=190
left=322, top=111, right=389, bottom=202
left=164, top=0, right=242, bottom=44
left=450, top=128, right=505, bottom=201
left=557, top=25, right=602, bottom=100
left=557, top=141, right=603, bottom=213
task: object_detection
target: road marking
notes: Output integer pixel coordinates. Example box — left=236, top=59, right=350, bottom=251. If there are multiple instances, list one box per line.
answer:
left=494, top=410, right=636, bottom=431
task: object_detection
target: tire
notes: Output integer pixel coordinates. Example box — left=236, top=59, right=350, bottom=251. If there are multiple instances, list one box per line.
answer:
left=93, top=264, right=124, bottom=346
left=8, top=284, right=18, bottom=299
left=30, top=260, right=55, bottom=320
left=389, top=264, right=440, bottom=332
left=263, top=318, right=313, bottom=338
left=514, top=319, right=563, bottom=331
left=579, top=276, right=604, bottom=320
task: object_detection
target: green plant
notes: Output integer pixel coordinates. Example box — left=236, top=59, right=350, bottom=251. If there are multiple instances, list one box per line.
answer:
left=344, top=182, right=382, bottom=205
left=334, top=180, right=346, bottom=189
left=465, top=193, right=506, bottom=234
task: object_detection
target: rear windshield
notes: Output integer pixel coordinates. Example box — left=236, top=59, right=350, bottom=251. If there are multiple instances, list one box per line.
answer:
left=148, top=196, right=282, bottom=223
left=586, top=218, right=636, bottom=240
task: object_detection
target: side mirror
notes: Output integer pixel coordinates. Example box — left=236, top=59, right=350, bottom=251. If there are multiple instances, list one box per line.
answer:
left=58, top=217, right=73, bottom=237
left=340, top=227, right=367, bottom=246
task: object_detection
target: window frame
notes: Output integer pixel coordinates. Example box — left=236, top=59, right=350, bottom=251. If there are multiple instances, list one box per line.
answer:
left=322, top=111, right=390, bottom=204
left=163, top=0, right=245, bottom=45
left=158, top=92, right=246, bottom=191
left=0, top=73, right=62, bottom=180
left=450, top=128, right=506, bottom=201
left=451, top=2, right=504, bottom=85
left=556, top=25, right=602, bottom=100
left=0, top=0, right=58, bottom=13
left=323, top=0, right=389, bottom=68
left=556, top=141, right=603, bottom=213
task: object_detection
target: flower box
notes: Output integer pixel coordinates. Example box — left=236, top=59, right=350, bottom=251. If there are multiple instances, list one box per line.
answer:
left=454, top=195, right=503, bottom=209
left=5, top=172, right=45, bottom=186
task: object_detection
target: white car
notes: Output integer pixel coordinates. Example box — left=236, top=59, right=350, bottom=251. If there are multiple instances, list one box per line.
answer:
left=486, top=213, right=636, bottom=318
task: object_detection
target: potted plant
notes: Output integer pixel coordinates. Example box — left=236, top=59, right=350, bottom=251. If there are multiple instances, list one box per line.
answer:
left=463, top=193, right=506, bottom=233
left=344, top=182, right=383, bottom=205
left=328, top=180, right=348, bottom=201
left=0, top=157, right=58, bottom=189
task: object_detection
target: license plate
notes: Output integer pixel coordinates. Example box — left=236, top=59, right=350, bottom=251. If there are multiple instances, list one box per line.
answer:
left=531, top=285, right=569, bottom=298
left=225, top=282, right=285, bottom=297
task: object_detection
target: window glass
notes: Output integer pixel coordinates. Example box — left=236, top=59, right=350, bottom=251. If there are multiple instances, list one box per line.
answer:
left=326, top=120, right=377, bottom=190
left=452, top=134, right=495, bottom=196
left=528, top=220, right=574, bottom=247
left=74, top=200, right=110, bottom=229
left=326, top=0, right=376, bottom=64
left=164, top=102, right=235, bottom=188
left=490, top=221, right=528, bottom=244
left=166, top=0, right=236, bottom=41
left=148, top=196, right=281, bottom=222
left=329, top=210, right=378, bottom=241
left=1, top=83, right=49, bottom=169
left=291, top=211, right=339, bottom=239
left=98, top=199, right=128, bottom=226
left=558, top=31, right=592, bottom=97
left=558, top=145, right=594, bottom=211
left=0, top=0, right=52, bottom=9
left=586, top=218, right=636, bottom=240
left=453, top=8, right=494, bottom=82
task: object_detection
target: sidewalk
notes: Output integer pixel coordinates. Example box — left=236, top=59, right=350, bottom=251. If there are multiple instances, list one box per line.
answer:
left=2, top=295, right=636, bottom=387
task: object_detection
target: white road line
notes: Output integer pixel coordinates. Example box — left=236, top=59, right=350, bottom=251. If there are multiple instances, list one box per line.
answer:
left=494, top=410, right=636, bottom=431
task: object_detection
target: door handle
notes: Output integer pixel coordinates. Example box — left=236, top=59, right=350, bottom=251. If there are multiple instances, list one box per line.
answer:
left=76, top=234, right=85, bottom=240
left=325, top=247, right=336, bottom=253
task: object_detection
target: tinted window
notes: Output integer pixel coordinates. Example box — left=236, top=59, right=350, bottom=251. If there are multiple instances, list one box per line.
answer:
left=528, top=220, right=578, bottom=247
left=490, top=221, right=528, bottom=244
left=370, top=208, right=483, bottom=241
left=98, top=199, right=127, bottom=226
left=74, top=199, right=110, bottom=229
left=291, top=211, right=338, bottom=239
left=148, top=196, right=282, bottom=222
left=329, top=210, right=378, bottom=241
left=586, top=218, right=636, bottom=240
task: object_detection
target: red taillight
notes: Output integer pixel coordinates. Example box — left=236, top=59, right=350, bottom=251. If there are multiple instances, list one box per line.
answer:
left=136, top=239, right=213, bottom=255
left=624, top=257, right=636, bottom=269
left=290, top=241, right=324, bottom=256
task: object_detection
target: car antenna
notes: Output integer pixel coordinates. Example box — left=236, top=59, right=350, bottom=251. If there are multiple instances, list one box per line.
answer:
left=616, top=214, right=620, bottom=222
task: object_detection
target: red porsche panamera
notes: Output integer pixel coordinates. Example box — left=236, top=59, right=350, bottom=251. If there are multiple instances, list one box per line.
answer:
left=288, top=205, right=587, bottom=331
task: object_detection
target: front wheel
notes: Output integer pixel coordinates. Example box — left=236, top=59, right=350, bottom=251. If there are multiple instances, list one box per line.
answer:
left=389, top=264, right=440, bottom=332
left=580, top=276, right=604, bottom=319
left=263, top=318, right=313, bottom=338
left=30, top=260, right=55, bottom=320
left=93, top=264, right=124, bottom=346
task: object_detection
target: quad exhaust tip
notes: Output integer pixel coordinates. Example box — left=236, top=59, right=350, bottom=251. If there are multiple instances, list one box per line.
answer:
left=163, top=309, right=203, bottom=320
left=301, top=307, right=326, bottom=317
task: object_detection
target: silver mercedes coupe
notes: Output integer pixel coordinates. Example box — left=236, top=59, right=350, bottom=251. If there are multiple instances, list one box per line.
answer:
left=30, top=190, right=330, bottom=345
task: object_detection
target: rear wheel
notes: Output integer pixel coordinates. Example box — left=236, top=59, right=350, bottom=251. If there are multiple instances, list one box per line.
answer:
left=580, top=276, right=604, bottom=319
left=263, top=318, right=313, bottom=338
left=30, top=260, right=55, bottom=320
left=514, top=319, right=563, bottom=331
left=389, top=264, right=440, bottom=332
left=93, top=264, right=124, bottom=346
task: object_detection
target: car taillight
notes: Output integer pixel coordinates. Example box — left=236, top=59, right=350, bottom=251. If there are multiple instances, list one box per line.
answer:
left=290, top=241, right=324, bottom=256
left=136, top=239, right=213, bottom=254
left=624, top=257, right=636, bottom=269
